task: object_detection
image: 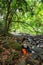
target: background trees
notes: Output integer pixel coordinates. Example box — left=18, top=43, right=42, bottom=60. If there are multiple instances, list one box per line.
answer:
left=0, top=0, right=43, bottom=35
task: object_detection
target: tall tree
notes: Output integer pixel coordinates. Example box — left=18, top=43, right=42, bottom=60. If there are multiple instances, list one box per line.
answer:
left=0, top=0, right=43, bottom=35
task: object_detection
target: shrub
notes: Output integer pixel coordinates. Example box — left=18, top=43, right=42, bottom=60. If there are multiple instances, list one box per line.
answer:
left=9, top=41, right=22, bottom=51
left=3, top=42, right=10, bottom=49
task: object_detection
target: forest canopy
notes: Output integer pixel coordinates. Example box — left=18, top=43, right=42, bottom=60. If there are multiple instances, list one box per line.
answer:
left=0, top=0, right=43, bottom=35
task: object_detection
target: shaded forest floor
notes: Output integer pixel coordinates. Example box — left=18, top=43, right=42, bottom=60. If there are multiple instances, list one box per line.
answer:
left=0, top=33, right=43, bottom=65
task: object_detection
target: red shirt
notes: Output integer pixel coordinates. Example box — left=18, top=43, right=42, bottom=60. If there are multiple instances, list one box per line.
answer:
left=22, top=48, right=27, bottom=55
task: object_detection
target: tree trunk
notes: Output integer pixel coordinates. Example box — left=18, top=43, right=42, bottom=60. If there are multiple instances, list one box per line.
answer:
left=4, top=0, right=12, bottom=35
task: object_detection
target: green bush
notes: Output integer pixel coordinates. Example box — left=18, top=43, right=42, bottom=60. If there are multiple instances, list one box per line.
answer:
left=3, top=42, right=10, bottom=49
left=9, top=42, right=22, bottom=51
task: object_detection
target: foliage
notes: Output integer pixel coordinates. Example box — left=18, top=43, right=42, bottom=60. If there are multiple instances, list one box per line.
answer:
left=9, top=41, right=22, bottom=50
left=3, top=42, right=10, bottom=49
left=0, top=0, right=43, bottom=35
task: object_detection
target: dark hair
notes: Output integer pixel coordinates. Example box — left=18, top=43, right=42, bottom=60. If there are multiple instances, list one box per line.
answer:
left=22, top=38, right=26, bottom=42
left=22, top=45, right=24, bottom=48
